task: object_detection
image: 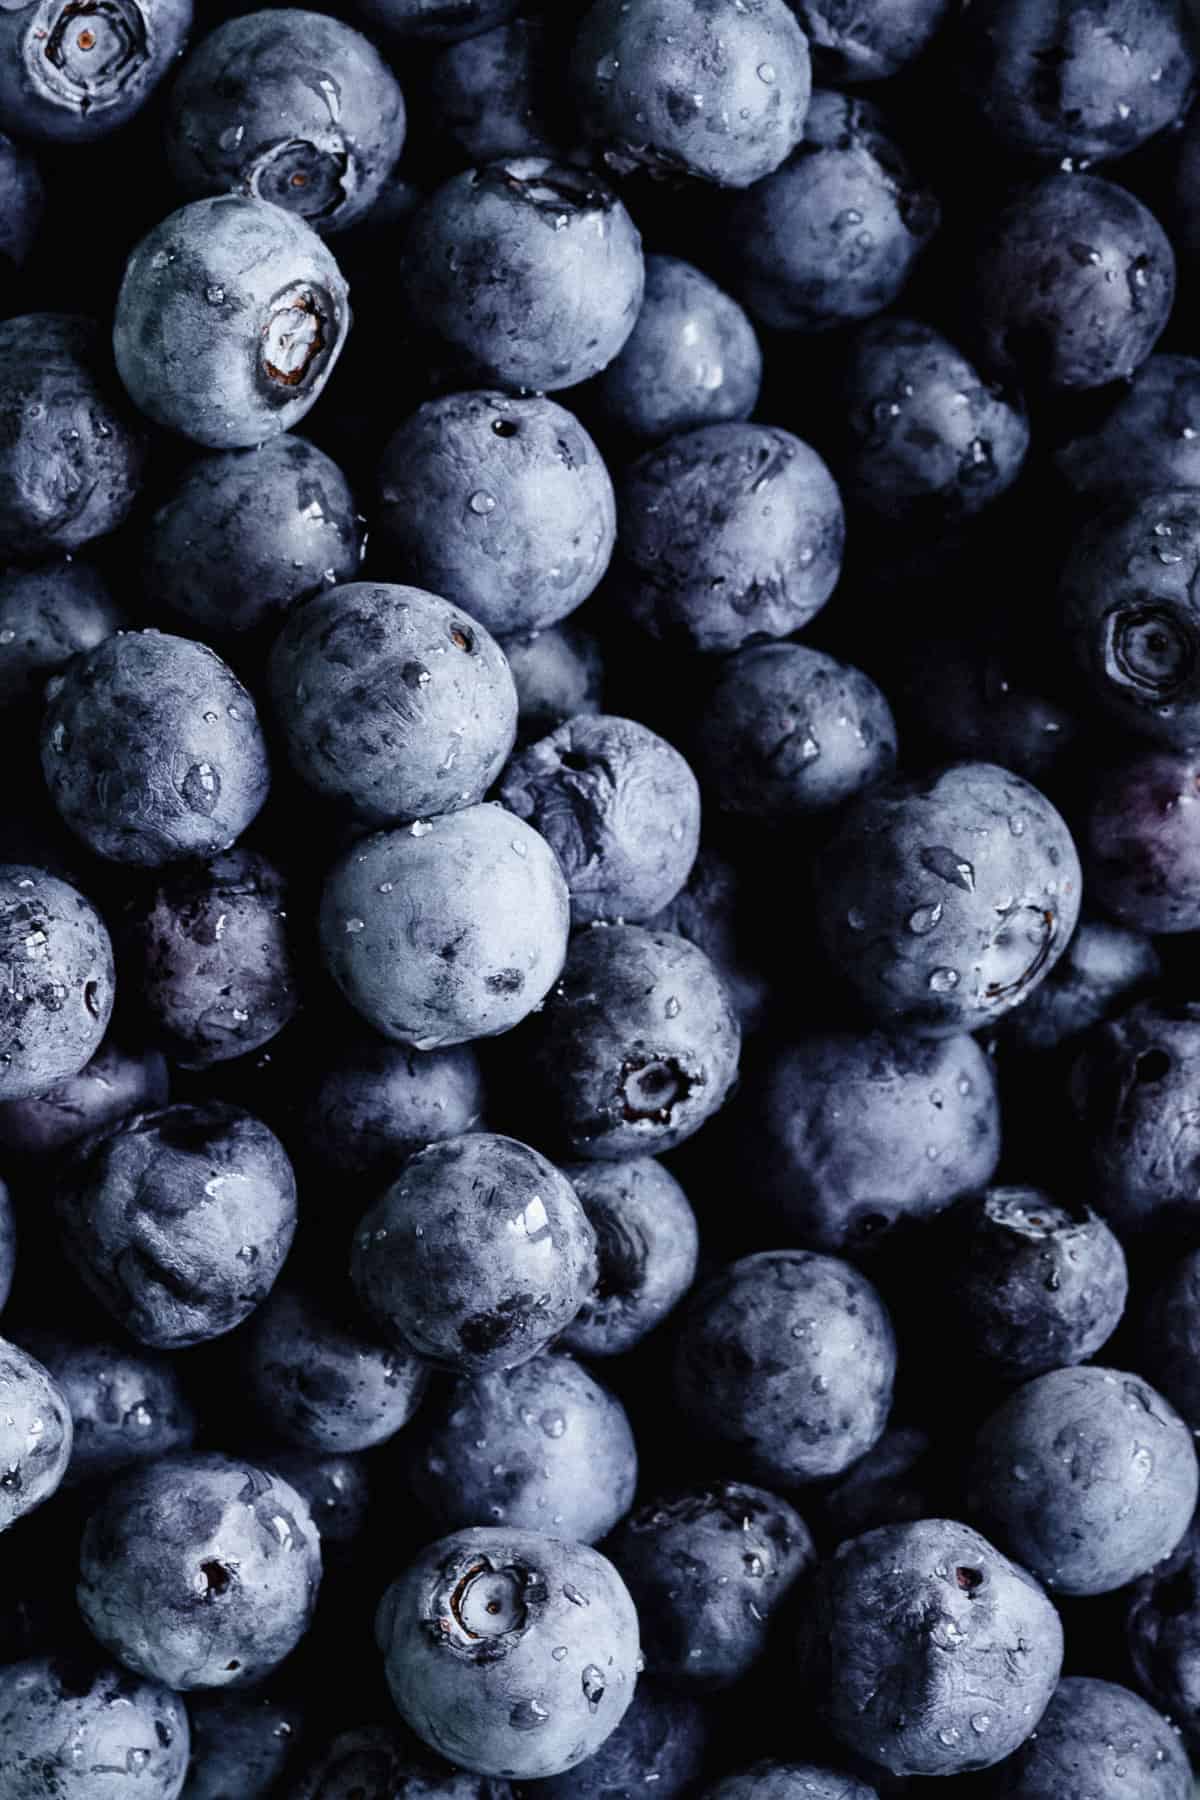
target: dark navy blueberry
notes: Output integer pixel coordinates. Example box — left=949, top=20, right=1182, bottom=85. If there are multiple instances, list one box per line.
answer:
left=1086, top=748, right=1200, bottom=932
left=560, top=1157, right=699, bottom=1358
left=1138, top=1249, right=1200, bottom=1430
left=0, top=1338, right=72, bottom=1530
left=0, top=132, right=43, bottom=269
left=0, top=865, right=115, bottom=1102
left=673, top=1250, right=895, bottom=1484
left=838, top=317, right=1029, bottom=522
left=503, top=623, right=605, bottom=744
left=968, top=174, right=1175, bottom=391
left=1056, top=355, right=1200, bottom=502
left=113, top=196, right=350, bottom=448
left=287, top=1723, right=513, bottom=1798
left=377, top=392, right=615, bottom=639
left=696, top=644, right=897, bottom=820
left=143, top=436, right=363, bottom=640
left=182, top=1691, right=302, bottom=1799
left=959, top=0, right=1197, bottom=164
left=606, top=1481, right=813, bottom=1690
left=536, top=1682, right=708, bottom=1800
left=815, top=762, right=1082, bottom=1037
left=78, top=1452, right=322, bottom=1689
left=166, top=9, right=406, bottom=236
left=726, top=91, right=939, bottom=333
left=818, top=1425, right=936, bottom=1544
left=616, top=423, right=844, bottom=653
left=0, top=561, right=123, bottom=711
left=428, top=18, right=559, bottom=167
left=571, top=0, right=811, bottom=189
left=351, top=1134, right=594, bottom=1374
left=400, top=159, right=644, bottom=393
left=376, top=1525, right=640, bottom=1778
left=0, top=315, right=143, bottom=559
left=0, top=1655, right=190, bottom=1799
left=263, top=1450, right=370, bottom=1548
left=55, top=1102, right=297, bottom=1348
left=647, top=845, right=770, bottom=1036
left=593, top=254, right=762, bottom=443
left=1126, top=1519, right=1200, bottom=1752
left=940, top=1186, right=1128, bottom=1382
left=980, top=1676, right=1191, bottom=1800
left=13, top=1330, right=196, bottom=1487
left=797, top=1518, right=1063, bottom=1777
left=736, top=1029, right=1001, bottom=1252
left=41, top=630, right=270, bottom=867
left=0, top=1177, right=13, bottom=1315
left=527, top=925, right=741, bottom=1160
left=0, top=1037, right=167, bottom=1162
left=1000, top=917, right=1161, bottom=1055
left=269, top=582, right=516, bottom=828
left=701, top=1764, right=878, bottom=1800
left=404, top=1349, right=637, bottom=1542
left=969, top=1366, right=1199, bottom=1594
left=353, top=0, right=520, bottom=44
left=246, top=1284, right=428, bottom=1454
left=792, top=0, right=948, bottom=81
left=320, top=805, right=569, bottom=1049
left=298, top=1030, right=484, bottom=1188
left=0, top=0, right=193, bottom=144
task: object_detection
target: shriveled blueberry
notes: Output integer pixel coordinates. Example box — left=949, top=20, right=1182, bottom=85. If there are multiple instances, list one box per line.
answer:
left=1056, top=355, right=1200, bottom=503
left=980, top=1675, right=1191, bottom=1800
left=0, top=561, right=123, bottom=710
left=286, top=1722, right=513, bottom=1798
left=297, top=1031, right=485, bottom=1188
left=792, top=0, right=948, bottom=81
left=0, top=131, right=43, bottom=267
left=700, top=1763, right=879, bottom=1800
left=0, top=1037, right=167, bottom=1162
left=428, top=18, right=560, bottom=166
left=647, top=845, right=770, bottom=1036
left=999, top=917, right=1161, bottom=1055
left=353, top=0, right=519, bottom=44
left=0, top=0, right=193, bottom=144
left=0, top=1654, right=190, bottom=1799
left=183, top=1691, right=302, bottom=1799
left=262, top=1450, right=370, bottom=1549
left=503, top=623, right=605, bottom=744
left=1086, top=748, right=1200, bottom=932
left=560, top=1157, right=699, bottom=1358
left=12, top=1330, right=195, bottom=1486
left=0, top=1338, right=72, bottom=1530
left=0, top=865, right=114, bottom=1102
left=1126, top=1520, right=1200, bottom=1752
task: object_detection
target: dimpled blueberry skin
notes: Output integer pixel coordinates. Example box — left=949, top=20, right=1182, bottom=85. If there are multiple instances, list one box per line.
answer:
left=1086, top=748, right=1200, bottom=932
left=571, top=0, right=811, bottom=189
left=113, top=196, right=350, bottom=449
left=673, top=1251, right=895, bottom=1485
left=0, top=865, right=115, bottom=1102
left=269, top=582, right=517, bottom=828
left=560, top=1157, right=699, bottom=1358
left=969, top=1366, right=1199, bottom=1595
left=0, top=1339, right=72, bottom=1530
left=246, top=1285, right=428, bottom=1454
left=616, top=423, right=844, bottom=653
left=182, top=1691, right=302, bottom=1800
left=0, top=132, right=43, bottom=268
left=288, top=1723, right=514, bottom=1798
left=504, top=624, right=605, bottom=744
left=319, top=807, right=569, bottom=1049
left=54, top=1102, right=297, bottom=1349
left=536, top=1682, right=709, bottom=1800
left=815, top=762, right=1083, bottom=1037
left=0, top=561, right=124, bottom=710
left=351, top=1134, right=595, bottom=1375
left=605, top=1481, right=814, bottom=1691
left=166, top=9, right=406, bottom=236
left=376, top=1526, right=641, bottom=1779
left=0, top=1655, right=190, bottom=1800
left=298, top=1032, right=485, bottom=1188
left=404, top=1350, right=636, bottom=1543
left=499, top=715, right=700, bottom=926
left=981, top=1675, right=1191, bottom=1800
left=401, top=159, right=644, bottom=393
left=263, top=1449, right=370, bottom=1548
left=41, top=631, right=270, bottom=867
left=797, top=1519, right=1063, bottom=1778
left=1138, top=1249, right=1200, bottom=1429
left=1000, top=917, right=1160, bottom=1055
left=0, top=0, right=193, bottom=145
left=378, top=392, right=615, bottom=641
left=594, top=255, right=762, bottom=443
left=77, top=1453, right=322, bottom=1690
left=1056, top=355, right=1200, bottom=503
left=0, top=1037, right=168, bottom=1161
left=696, top=645, right=897, bottom=820
left=793, top=0, right=947, bottom=81
left=528, top=925, right=741, bottom=1160
left=354, top=0, right=520, bottom=44
left=969, top=175, right=1175, bottom=391
left=725, top=92, right=939, bottom=334
left=143, top=436, right=362, bottom=640
left=0, top=315, right=144, bottom=559
left=736, top=1029, right=1001, bottom=1253
left=1126, top=1520, right=1200, bottom=1750
left=13, top=1330, right=196, bottom=1487
left=701, top=1764, right=878, bottom=1800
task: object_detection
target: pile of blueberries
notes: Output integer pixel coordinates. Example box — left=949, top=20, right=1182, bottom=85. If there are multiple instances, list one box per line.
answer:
left=14, top=0, right=1200, bottom=1795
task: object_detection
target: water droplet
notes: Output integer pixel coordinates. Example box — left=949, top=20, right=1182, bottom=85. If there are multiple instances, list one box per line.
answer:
left=411, top=820, right=433, bottom=837
left=540, top=1410, right=566, bottom=1439
left=971, top=1713, right=991, bottom=1734
left=344, top=917, right=365, bottom=933
left=582, top=1665, right=606, bottom=1709
left=846, top=907, right=866, bottom=931
left=756, top=62, right=776, bottom=81
left=0, top=630, right=13, bottom=646
left=552, top=1645, right=568, bottom=1661
left=469, top=490, right=497, bottom=515
left=510, top=1698, right=551, bottom=1731
left=206, top=284, right=225, bottom=304
left=908, top=902, right=943, bottom=935
left=937, top=1726, right=961, bottom=1747
left=929, top=968, right=959, bottom=993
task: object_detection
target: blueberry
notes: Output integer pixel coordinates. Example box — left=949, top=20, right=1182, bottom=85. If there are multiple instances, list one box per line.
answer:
left=1126, top=1519, right=1200, bottom=1752
left=526, top=925, right=741, bottom=1160
left=246, top=1284, right=428, bottom=1454
left=0, top=1178, right=13, bottom=1315
left=1085, top=748, right=1200, bottom=932
left=700, top=1764, right=879, bottom=1800
left=0, top=132, right=44, bottom=269
left=0, top=0, right=193, bottom=144
left=673, top=1250, right=895, bottom=1484
left=735, top=1028, right=1000, bottom=1252
left=77, top=1452, right=322, bottom=1689
left=560, top=1157, right=699, bottom=1358
left=54, top=1102, right=297, bottom=1348
left=979, top=1675, right=1191, bottom=1800
left=503, top=624, right=605, bottom=745
left=0, top=315, right=144, bottom=559
left=12, top=1330, right=196, bottom=1487
left=535, top=1681, right=708, bottom=1800
left=969, top=1366, right=1199, bottom=1594
left=262, top=1449, right=370, bottom=1548
left=646, top=845, right=770, bottom=1037
left=0, top=1654, right=190, bottom=1799
left=792, top=0, right=948, bottom=82
left=143, top=436, right=363, bottom=640
left=1056, top=355, right=1200, bottom=503
left=0, top=562, right=123, bottom=711
left=1137, top=1250, right=1200, bottom=1431
left=999, top=917, right=1161, bottom=1055
left=725, top=91, right=939, bottom=333
left=113, top=196, right=351, bottom=448
left=0, top=865, right=114, bottom=1102
left=818, top=1425, right=937, bottom=1543
left=968, top=174, right=1175, bottom=391
left=615, top=423, right=844, bottom=653
left=352, top=0, right=520, bottom=45
left=351, top=1134, right=595, bottom=1375
left=428, top=19, right=560, bottom=166
left=606, top=1481, right=813, bottom=1690
left=182, top=1690, right=303, bottom=1800
left=797, top=1518, right=1063, bottom=1777
left=400, top=159, right=644, bottom=393
left=286, top=1722, right=513, bottom=1798
left=815, top=762, right=1082, bottom=1036
left=0, top=1338, right=72, bottom=1530
left=166, top=10, right=406, bottom=236
left=320, top=806, right=569, bottom=1049
left=571, top=0, right=811, bottom=189
left=376, top=1525, right=640, bottom=1778
left=0, top=1037, right=167, bottom=1162
left=404, top=1349, right=637, bottom=1542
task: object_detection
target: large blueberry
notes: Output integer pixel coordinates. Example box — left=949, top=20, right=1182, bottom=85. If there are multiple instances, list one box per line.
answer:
left=0, top=1338, right=72, bottom=1530
left=980, top=1675, right=1191, bottom=1800
left=0, top=561, right=123, bottom=710
left=0, top=0, right=193, bottom=144
left=0, top=1037, right=167, bottom=1161
left=560, top=1157, right=699, bottom=1358
left=13, top=1330, right=196, bottom=1487
left=0, top=865, right=114, bottom=1102
left=0, top=1654, right=190, bottom=1799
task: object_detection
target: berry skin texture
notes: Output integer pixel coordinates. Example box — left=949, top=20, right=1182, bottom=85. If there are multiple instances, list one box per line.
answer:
left=0, top=1655, right=190, bottom=1800
left=0, top=865, right=115, bottom=1102
left=0, top=1338, right=72, bottom=1531
left=980, top=1675, right=1191, bottom=1800
left=0, top=0, right=194, bottom=145
left=560, top=1156, right=699, bottom=1358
